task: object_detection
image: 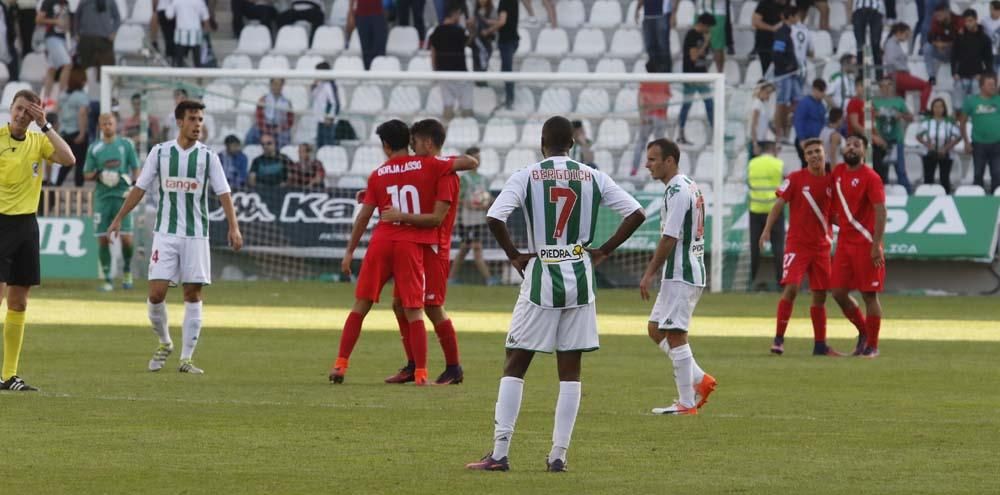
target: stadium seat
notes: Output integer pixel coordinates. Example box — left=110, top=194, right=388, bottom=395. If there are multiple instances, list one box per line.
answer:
left=310, top=26, right=345, bottom=56
left=496, top=86, right=536, bottom=116
left=732, top=29, right=755, bottom=58
left=258, top=55, right=290, bottom=71
left=130, top=0, right=153, bottom=24
left=351, top=145, right=384, bottom=175
left=572, top=28, right=607, bottom=58
left=272, top=25, right=310, bottom=55
left=556, top=57, right=589, bottom=77
left=537, top=87, right=573, bottom=114
left=424, top=85, right=444, bottom=115
left=535, top=28, right=570, bottom=57
left=737, top=1, right=757, bottom=27
left=520, top=56, right=553, bottom=74
left=284, top=85, right=310, bottom=112
left=370, top=55, right=402, bottom=75
left=483, top=118, right=518, bottom=147
left=595, top=57, right=627, bottom=75
left=333, top=55, right=365, bottom=73
left=236, top=25, right=272, bottom=55
left=114, top=0, right=128, bottom=20
left=387, top=85, right=423, bottom=115
left=19, top=53, right=48, bottom=84
left=318, top=145, right=350, bottom=176
left=345, top=30, right=362, bottom=56
left=694, top=152, right=716, bottom=184
left=613, top=87, right=638, bottom=113
left=516, top=28, right=533, bottom=56
left=953, top=184, right=984, bottom=196
left=387, top=26, right=420, bottom=57
left=884, top=184, right=908, bottom=196
left=203, top=83, right=235, bottom=112
left=519, top=120, right=544, bottom=147
left=237, top=84, right=269, bottom=112
left=446, top=117, right=480, bottom=148
left=503, top=148, right=540, bottom=175
left=575, top=87, right=611, bottom=115
left=722, top=183, right=747, bottom=205
left=347, top=85, right=384, bottom=114
left=473, top=86, right=499, bottom=117
left=724, top=59, right=742, bottom=85
left=587, top=0, right=623, bottom=28
left=813, top=31, right=833, bottom=59
left=243, top=144, right=262, bottom=164
left=114, top=24, right=145, bottom=54
left=592, top=149, right=615, bottom=171
left=915, top=184, right=947, bottom=196
left=0, top=67, right=9, bottom=86
left=222, top=54, right=253, bottom=70
left=407, top=55, right=432, bottom=73
left=337, top=175, right=367, bottom=188
left=610, top=29, right=643, bottom=58
left=557, top=0, right=586, bottom=28
left=675, top=1, right=695, bottom=28
left=476, top=148, right=502, bottom=177
left=596, top=118, right=631, bottom=148
left=836, top=31, right=857, bottom=56
left=280, top=144, right=298, bottom=159
left=295, top=54, right=325, bottom=71
left=329, top=0, right=349, bottom=26
left=625, top=0, right=640, bottom=26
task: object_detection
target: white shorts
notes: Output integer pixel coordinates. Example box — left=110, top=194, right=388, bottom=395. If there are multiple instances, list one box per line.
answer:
left=505, top=296, right=599, bottom=353
left=45, top=36, right=71, bottom=68
left=440, top=81, right=473, bottom=110
left=649, top=280, right=704, bottom=332
left=148, top=234, right=212, bottom=285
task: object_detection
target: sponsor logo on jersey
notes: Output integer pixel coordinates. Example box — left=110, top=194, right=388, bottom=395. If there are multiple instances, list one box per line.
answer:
left=163, top=177, right=202, bottom=193
left=376, top=160, right=423, bottom=176
left=539, top=244, right=585, bottom=264
left=530, top=168, right=593, bottom=182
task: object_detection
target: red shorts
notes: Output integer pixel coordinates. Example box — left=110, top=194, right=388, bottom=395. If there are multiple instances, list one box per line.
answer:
left=355, top=239, right=426, bottom=308
left=831, top=242, right=886, bottom=292
left=780, top=246, right=832, bottom=291
left=392, top=246, right=449, bottom=306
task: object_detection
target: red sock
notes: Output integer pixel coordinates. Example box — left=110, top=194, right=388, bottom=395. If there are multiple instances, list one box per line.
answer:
left=810, top=306, right=827, bottom=343
left=337, top=311, right=364, bottom=361
left=395, top=311, right=413, bottom=363
left=866, top=315, right=881, bottom=349
left=434, top=319, right=460, bottom=366
left=843, top=305, right=867, bottom=336
left=776, top=299, right=793, bottom=338
left=409, top=319, right=428, bottom=370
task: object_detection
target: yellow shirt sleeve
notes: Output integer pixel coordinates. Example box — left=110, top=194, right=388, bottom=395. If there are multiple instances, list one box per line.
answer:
left=39, top=132, right=56, bottom=162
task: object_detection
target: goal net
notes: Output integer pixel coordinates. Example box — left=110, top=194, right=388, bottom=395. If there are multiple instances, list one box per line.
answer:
left=102, top=65, right=756, bottom=292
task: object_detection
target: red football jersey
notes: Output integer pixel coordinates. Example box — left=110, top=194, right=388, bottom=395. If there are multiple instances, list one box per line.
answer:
left=437, top=172, right=460, bottom=261
left=830, top=163, right=885, bottom=246
left=777, top=169, right=833, bottom=250
left=364, top=155, right=456, bottom=244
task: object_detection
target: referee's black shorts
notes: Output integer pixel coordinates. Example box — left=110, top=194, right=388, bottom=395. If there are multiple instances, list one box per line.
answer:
left=0, top=213, right=41, bottom=286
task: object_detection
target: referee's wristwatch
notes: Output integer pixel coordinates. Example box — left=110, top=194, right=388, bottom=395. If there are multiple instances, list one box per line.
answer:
left=40, top=122, right=54, bottom=133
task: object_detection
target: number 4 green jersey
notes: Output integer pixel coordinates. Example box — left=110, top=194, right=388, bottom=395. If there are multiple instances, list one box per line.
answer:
left=487, top=157, right=642, bottom=308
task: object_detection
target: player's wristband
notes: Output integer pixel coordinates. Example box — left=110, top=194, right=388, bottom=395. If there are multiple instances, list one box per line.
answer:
left=40, top=122, right=54, bottom=133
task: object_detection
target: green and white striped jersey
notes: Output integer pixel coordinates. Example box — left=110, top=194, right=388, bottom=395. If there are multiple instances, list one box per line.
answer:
left=487, top=156, right=642, bottom=308
left=661, top=174, right=707, bottom=287
left=135, top=140, right=231, bottom=239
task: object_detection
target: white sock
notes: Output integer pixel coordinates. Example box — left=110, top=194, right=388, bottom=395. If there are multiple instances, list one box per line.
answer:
left=492, top=376, right=524, bottom=460
left=180, top=301, right=203, bottom=361
left=147, top=300, right=171, bottom=346
left=659, top=340, right=705, bottom=384
left=668, top=344, right=696, bottom=408
left=549, top=381, right=581, bottom=463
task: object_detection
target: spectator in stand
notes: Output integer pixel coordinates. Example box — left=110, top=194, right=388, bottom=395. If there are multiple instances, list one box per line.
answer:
left=248, top=135, right=292, bottom=188
left=959, top=73, right=1000, bottom=194
left=285, top=143, right=326, bottom=188
left=348, top=0, right=388, bottom=70
left=984, top=1, right=1000, bottom=75
left=771, top=7, right=799, bottom=144
left=471, top=0, right=497, bottom=75
left=849, top=0, right=885, bottom=78
left=430, top=1, right=473, bottom=121
left=277, top=0, right=325, bottom=34
left=873, top=77, right=913, bottom=193
left=924, top=4, right=960, bottom=86
left=570, top=120, right=595, bottom=166
left=826, top=54, right=857, bottom=111
left=883, top=22, right=931, bottom=113
left=952, top=9, right=994, bottom=114
left=311, top=62, right=341, bottom=148
left=37, top=0, right=71, bottom=108
left=160, top=88, right=187, bottom=141
left=151, top=0, right=176, bottom=60
left=749, top=81, right=776, bottom=158
left=167, top=0, right=210, bottom=67
left=752, top=0, right=788, bottom=74
left=521, top=0, right=556, bottom=27
left=632, top=60, right=671, bottom=174
left=74, top=0, right=121, bottom=81
left=797, top=0, right=830, bottom=31
left=56, top=66, right=90, bottom=187
left=846, top=78, right=885, bottom=146
left=452, top=147, right=496, bottom=285
left=483, top=0, right=518, bottom=109
left=678, top=13, right=716, bottom=145
left=636, top=0, right=678, bottom=73
left=793, top=79, right=828, bottom=167
left=820, top=108, right=844, bottom=168
left=397, top=0, right=428, bottom=42
left=220, top=135, right=249, bottom=189
left=237, top=0, right=278, bottom=38
left=123, top=92, right=161, bottom=145
left=695, top=0, right=728, bottom=72
left=917, top=98, right=961, bottom=194
left=13, top=0, right=36, bottom=57
left=246, top=78, right=295, bottom=148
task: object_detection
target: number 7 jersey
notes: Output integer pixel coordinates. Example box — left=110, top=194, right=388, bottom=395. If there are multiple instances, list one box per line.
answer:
left=487, top=157, right=642, bottom=308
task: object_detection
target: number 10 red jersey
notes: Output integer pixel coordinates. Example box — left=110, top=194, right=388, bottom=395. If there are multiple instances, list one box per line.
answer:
left=363, top=155, right=457, bottom=245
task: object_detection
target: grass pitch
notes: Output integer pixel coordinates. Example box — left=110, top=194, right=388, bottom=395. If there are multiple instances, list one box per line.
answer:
left=2, top=281, right=999, bottom=494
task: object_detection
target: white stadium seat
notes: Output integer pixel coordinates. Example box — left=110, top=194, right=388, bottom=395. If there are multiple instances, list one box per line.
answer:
left=347, top=85, right=384, bottom=114
left=237, top=84, right=268, bottom=113
left=738, top=1, right=757, bottom=27
left=424, top=86, right=444, bottom=115
left=407, top=55, right=432, bottom=73
left=595, top=57, right=627, bottom=74
left=516, top=28, right=533, bottom=56
left=446, top=117, right=481, bottom=148
left=272, top=25, right=310, bottom=55
left=482, top=118, right=519, bottom=147
left=537, top=87, right=573, bottom=114
left=503, top=149, right=540, bottom=175
left=520, top=56, right=552, bottom=73
left=387, top=26, right=420, bottom=57
left=557, top=0, right=586, bottom=28
left=114, top=24, right=145, bottom=54
left=333, top=55, right=364, bottom=73
left=318, top=145, right=350, bottom=176
left=837, top=31, right=857, bottom=56
left=311, top=26, right=345, bottom=56
left=813, top=31, right=833, bottom=59
left=329, top=0, right=350, bottom=26
left=222, top=54, right=253, bottom=70
left=369, top=55, right=402, bottom=74
left=337, top=176, right=368, bottom=188
left=535, top=28, right=570, bottom=57
left=284, top=85, right=309, bottom=112
left=477, top=148, right=503, bottom=177
left=625, top=0, right=640, bottom=26
left=614, top=88, right=638, bottom=113
left=556, top=57, right=589, bottom=75
left=295, top=54, right=325, bottom=71
left=520, top=120, right=545, bottom=147
left=203, top=83, right=235, bottom=112
left=915, top=184, right=947, bottom=196
left=595, top=118, right=631, bottom=148
left=1, top=82, right=31, bottom=107
left=345, top=30, right=362, bottom=56
left=243, top=144, right=262, bottom=164
left=19, top=53, right=48, bottom=83
left=497, top=86, right=536, bottom=116
left=587, top=0, right=623, bottom=28
left=954, top=185, right=986, bottom=196
left=236, top=25, right=272, bottom=55
left=351, top=146, right=384, bottom=175
left=675, top=1, right=695, bottom=29
left=884, top=184, right=908, bottom=196
left=575, top=87, right=610, bottom=115
left=572, top=28, right=607, bottom=58
left=609, top=29, right=643, bottom=58
left=258, top=55, right=290, bottom=71
left=130, top=0, right=153, bottom=24
left=387, top=85, right=423, bottom=115
left=473, top=86, right=499, bottom=117
left=280, top=144, right=298, bottom=160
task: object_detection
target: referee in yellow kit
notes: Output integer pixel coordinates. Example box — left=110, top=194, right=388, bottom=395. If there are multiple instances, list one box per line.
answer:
left=1, top=90, right=76, bottom=391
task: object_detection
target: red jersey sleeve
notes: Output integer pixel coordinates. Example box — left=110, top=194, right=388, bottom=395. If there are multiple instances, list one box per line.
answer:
left=437, top=172, right=459, bottom=203
left=362, top=173, right=378, bottom=206
left=427, top=155, right=456, bottom=178
left=866, top=170, right=886, bottom=205
left=777, top=172, right=797, bottom=202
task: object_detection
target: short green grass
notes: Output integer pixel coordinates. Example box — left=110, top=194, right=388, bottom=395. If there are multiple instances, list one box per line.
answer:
left=2, top=281, right=999, bottom=494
